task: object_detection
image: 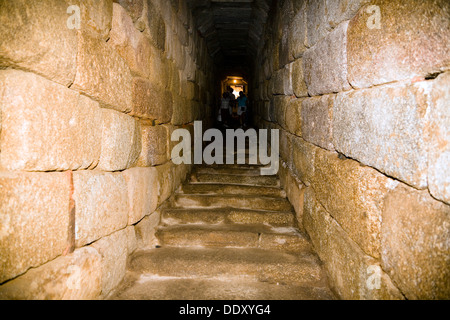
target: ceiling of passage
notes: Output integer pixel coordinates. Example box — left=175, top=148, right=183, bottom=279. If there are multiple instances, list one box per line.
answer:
left=187, top=0, right=273, bottom=67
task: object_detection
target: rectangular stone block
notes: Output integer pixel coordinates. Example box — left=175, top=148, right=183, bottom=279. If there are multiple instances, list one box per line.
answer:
left=130, top=77, right=173, bottom=123
left=135, top=211, right=161, bottom=249
left=136, top=124, right=169, bottom=167
left=333, top=81, right=432, bottom=189
left=109, top=3, right=151, bottom=78
left=303, top=21, right=351, bottom=96
left=290, top=136, right=318, bottom=187
left=347, top=0, right=450, bottom=89
left=145, top=0, right=166, bottom=51
left=114, top=0, right=144, bottom=22
left=0, top=0, right=77, bottom=87
left=72, top=31, right=132, bottom=113
left=171, top=95, right=190, bottom=125
left=428, top=72, right=450, bottom=205
left=291, top=58, right=308, bottom=98
left=155, top=161, right=175, bottom=205
left=305, top=0, right=328, bottom=48
left=74, top=0, right=113, bottom=40
left=0, top=70, right=102, bottom=171
left=282, top=165, right=305, bottom=231
left=284, top=98, right=302, bottom=137
left=382, top=184, right=450, bottom=300
left=73, top=171, right=128, bottom=247
left=288, top=0, right=307, bottom=59
left=304, top=188, right=404, bottom=300
left=0, top=172, right=71, bottom=284
left=123, top=167, right=159, bottom=225
left=97, top=108, right=141, bottom=172
left=325, top=0, right=370, bottom=29
left=301, top=95, right=334, bottom=151
left=272, top=95, right=291, bottom=129
left=311, top=148, right=397, bottom=258
left=148, top=45, right=170, bottom=89
left=271, top=64, right=293, bottom=96
left=0, top=247, right=102, bottom=300
left=91, top=229, right=128, bottom=297
left=279, top=128, right=293, bottom=167
left=126, top=225, right=138, bottom=256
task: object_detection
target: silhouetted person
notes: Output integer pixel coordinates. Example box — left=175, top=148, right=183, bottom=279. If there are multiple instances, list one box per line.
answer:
left=237, top=91, right=248, bottom=128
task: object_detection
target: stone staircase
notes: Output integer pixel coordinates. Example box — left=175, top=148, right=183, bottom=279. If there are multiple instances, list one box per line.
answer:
left=110, top=164, right=335, bottom=300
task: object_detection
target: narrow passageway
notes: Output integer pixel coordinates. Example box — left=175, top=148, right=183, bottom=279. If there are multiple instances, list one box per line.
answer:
left=111, top=160, right=334, bottom=300
left=0, top=0, right=449, bottom=301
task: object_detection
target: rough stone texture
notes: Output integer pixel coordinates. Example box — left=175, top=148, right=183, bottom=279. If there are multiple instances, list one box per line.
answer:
left=74, top=0, right=113, bottom=40
left=72, top=31, right=132, bottom=113
left=279, top=163, right=305, bottom=230
left=114, top=0, right=144, bottom=22
left=290, top=136, right=318, bottom=187
left=428, top=72, right=450, bottom=205
left=73, top=171, right=128, bottom=247
left=305, top=0, right=328, bottom=48
left=109, top=3, right=152, bottom=78
left=304, top=188, right=404, bottom=300
left=126, top=225, right=138, bottom=256
left=311, top=148, right=398, bottom=258
left=303, top=21, right=351, bottom=96
left=382, top=184, right=450, bottom=300
left=271, top=64, right=293, bottom=96
left=291, top=58, right=308, bottom=98
left=145, top=0, right=166, bottom=51
left=130, top=77, right=173, bottom=123
left=0, top=0, right=77, bottom=87
left=155, top=162, right=175, bottom=206
left=301, top=95, right=334, bottom=151
left=0, top=172, right=71, bottom=284
left=123, top=167, right=159, bottom=225
left=0, top=247, right=102, bottom=300
left=135, top=211, right=162, bottom=249
left=347, top=0, right=450, bottom=89
left=325, top=0, right=369, bottom=29
left=284, top=98, right=302, bottom=137
left=137, top=124, right=169, bottom=167
left=271, top=96, right=291, bottom=130
left=0, top=70, right=102, bottom=171
left=97, top=108, right=141, bottom=172
left=333, top=80, right=432, bottom=189
left=91, top=229, right=128, bottom=297
left=148, top=46, right=170, bottom=89
left=288, top=1, right=307, bottom=59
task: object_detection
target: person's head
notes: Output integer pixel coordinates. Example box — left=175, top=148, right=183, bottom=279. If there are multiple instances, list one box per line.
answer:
left=239, top=91, right=244, bottom=97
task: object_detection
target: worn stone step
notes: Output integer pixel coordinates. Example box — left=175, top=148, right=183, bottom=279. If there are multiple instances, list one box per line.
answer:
left=173, top=194, right=292, bottom=211
left=110, top=274, right=336, bottom=300
left=193, top=173, right=280, bottom=187
left=179, top=183, right=286, bottom=198
left=161, top=208, right=295, bottom=227
left=128, top=247, right=327, bottom=286
left=156, top=224, right=312, bottom=252
left=194, top=166, right=263, bottom=176
left=200, top=163, right=266, bottom=170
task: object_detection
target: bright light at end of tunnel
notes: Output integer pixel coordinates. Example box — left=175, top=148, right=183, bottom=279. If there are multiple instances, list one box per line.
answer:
left=233, top=80, right=237, bottom=83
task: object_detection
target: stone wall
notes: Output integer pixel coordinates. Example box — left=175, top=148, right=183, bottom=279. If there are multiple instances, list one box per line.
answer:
left=252, top=0, right=450, bottom=300
left=0, top=0, right=214, bottom=299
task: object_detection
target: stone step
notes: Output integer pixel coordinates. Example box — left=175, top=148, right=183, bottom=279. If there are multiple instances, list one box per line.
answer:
left=192, top=173, right=280, bottom=187
left=179, top=183, right=286, bottom=197
left=173, top=194, right=292, bottom=211
left=127, top=247, right=328, bottom=287
left=110, top=274, right=335, bottom=300
left=161, top=208, right=295, bottom=227
left=156, top=224, right=312, bottom=252
left=194, top=166, right=263, bottom=176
